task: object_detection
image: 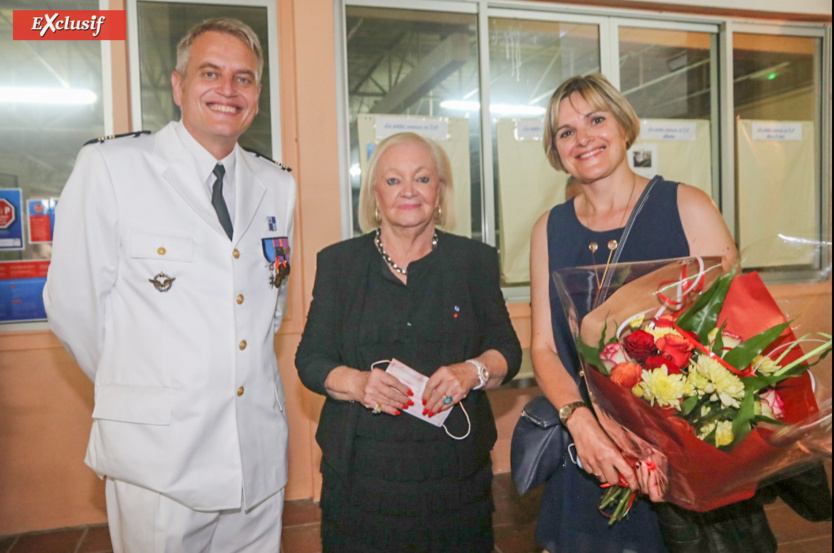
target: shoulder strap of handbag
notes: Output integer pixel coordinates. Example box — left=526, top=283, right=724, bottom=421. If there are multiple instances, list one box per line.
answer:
left=594, top=175, right=660, bottom=309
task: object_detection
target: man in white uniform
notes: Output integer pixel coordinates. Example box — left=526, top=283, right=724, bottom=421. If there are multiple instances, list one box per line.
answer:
left=44, top=18, right=295, bottom=552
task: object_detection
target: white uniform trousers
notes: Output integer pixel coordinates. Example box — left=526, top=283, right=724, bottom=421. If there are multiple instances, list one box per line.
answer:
left=105, top=478, right=284, bottom=553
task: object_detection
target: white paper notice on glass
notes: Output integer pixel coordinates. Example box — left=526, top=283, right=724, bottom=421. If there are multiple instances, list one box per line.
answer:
left=386, top=358, right=452, bottom=428
left=642, top=120, right=697, bottom=141
left=752, top=121, right=803, bottom=141
left=514, top=118, right=545, bottom=141
left=375, top=116, right=451, bottom=142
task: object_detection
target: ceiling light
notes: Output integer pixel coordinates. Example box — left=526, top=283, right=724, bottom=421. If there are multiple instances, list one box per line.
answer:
left=440, top=100, right=545, bottom=117
left=0, top=87, right=97, bottom=105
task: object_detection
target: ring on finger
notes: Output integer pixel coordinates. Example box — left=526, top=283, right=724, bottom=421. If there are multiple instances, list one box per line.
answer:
left=372, top=403, right=382, bottom=415
left=443, top=395, right=453, bottom=405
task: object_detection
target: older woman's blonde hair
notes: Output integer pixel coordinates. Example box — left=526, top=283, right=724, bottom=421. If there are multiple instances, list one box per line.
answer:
left=358, top=132, right=455, bottom=232
left=543, top=73, right=640, bottom=172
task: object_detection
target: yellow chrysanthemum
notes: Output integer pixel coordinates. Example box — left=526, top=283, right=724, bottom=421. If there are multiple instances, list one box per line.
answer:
left=686, top=370, right=712, bottom=398
left=697, top=421, right=716, bottom=441
left=752, top=355, right=780, bottom=376
left=715, top=420, right=735, bottom=447
left=645, top=325, right=681, bottom=341
left=639, top=367, right=687, bottom=410
left=629, top=314, right=645, bottom=330
left=690, top=355, right=745, bottom=408
left=632, top=384, right=644, bottom=397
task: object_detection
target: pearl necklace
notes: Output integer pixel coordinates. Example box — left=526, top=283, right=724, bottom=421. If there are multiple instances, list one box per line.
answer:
left=374, top=228, right=438, bottom=276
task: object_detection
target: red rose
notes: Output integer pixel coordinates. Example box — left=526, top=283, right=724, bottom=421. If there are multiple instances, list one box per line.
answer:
left=624, top=330, right=656, bottom=362
left=645, top=355, right=683, bottom=374
left=610, top=362, right=643, bottom=388
left=656, top=334, right=695, bottom=369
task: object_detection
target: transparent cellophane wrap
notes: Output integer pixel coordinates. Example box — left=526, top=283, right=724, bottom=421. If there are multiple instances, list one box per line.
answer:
left=553, top=256, right=832, bottom=512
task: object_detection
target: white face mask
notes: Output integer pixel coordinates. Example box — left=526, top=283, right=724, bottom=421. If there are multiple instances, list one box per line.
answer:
left=378, top=358, right=471, bottom=440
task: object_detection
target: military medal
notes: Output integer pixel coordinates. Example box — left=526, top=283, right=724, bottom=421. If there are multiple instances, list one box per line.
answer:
left=262, top=237, right=291, bottom=288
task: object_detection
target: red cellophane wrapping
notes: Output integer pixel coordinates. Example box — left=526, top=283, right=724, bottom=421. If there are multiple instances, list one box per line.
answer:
left=566, top=258, right=829, bottom=512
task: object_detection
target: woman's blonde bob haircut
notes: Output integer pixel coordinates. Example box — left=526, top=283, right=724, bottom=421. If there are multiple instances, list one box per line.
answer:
left=358, top=132, right=455, bottom=233
left=543, top=73, right=640, bottom=172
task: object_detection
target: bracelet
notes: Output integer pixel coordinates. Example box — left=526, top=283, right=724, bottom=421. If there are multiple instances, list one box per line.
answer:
left=466, top=358, right=490, bottom=390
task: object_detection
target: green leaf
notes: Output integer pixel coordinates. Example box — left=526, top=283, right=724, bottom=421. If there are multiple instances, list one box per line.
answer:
left=598, top=321, right=610, bottom=351
left=577, top=339, right=608, bottom=376
left=743, top=375, right=774, bottom=393
left=752, top=415, right=788, bottom=426
left=731, top=388, right=757, bottom=447
left=723, top=322, right=790, bottom=370
left=682, top=396, right=700, bottom=416
left=712, top=321, right=727, bottom=356
left=677, top=271, right=734, bottom=343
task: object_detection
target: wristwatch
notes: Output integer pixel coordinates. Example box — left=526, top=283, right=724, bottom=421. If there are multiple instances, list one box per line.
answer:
left=558, top=401, right=588, bottom=425
left=467, top=359, right=490, bottom=390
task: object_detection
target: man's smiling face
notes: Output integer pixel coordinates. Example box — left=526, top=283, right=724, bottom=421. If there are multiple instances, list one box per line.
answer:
left=172, top=30, right=261, bottom=159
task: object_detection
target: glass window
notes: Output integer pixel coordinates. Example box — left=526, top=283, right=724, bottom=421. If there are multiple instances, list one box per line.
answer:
left=619, top=27, right=718, bottom=200
left=340, top=1, right=831, bottom=287
left=0, top=0, right=105, bottom=323
left=488, top=17, right=601, bottom=285
left=344, top=6, right=481, bottom=238
left=732, top=33, right=822, bottom=270
left=135, top=1, right=273, bottom=155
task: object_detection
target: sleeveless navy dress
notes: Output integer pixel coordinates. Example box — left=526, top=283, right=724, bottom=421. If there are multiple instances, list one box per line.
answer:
left=536, top=177, right=686, bottom=553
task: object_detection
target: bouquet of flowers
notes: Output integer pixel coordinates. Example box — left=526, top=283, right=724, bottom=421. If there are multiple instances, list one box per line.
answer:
left=554, top=256, right=832, bottom=522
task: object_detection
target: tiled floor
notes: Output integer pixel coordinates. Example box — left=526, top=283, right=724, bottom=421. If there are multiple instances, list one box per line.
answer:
left=1, top=473, right=830, bottom=553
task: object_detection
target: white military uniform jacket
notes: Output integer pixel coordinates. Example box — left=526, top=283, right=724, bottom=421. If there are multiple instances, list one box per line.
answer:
left=44, top=122, right=296, bottom=511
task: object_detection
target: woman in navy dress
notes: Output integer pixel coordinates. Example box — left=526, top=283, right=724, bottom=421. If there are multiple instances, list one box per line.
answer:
left=527, top=74, right=781, bottom=553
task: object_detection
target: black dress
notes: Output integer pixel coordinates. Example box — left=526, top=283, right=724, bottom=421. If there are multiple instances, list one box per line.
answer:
left=537, top=178, right=780, bottom=553
left=296, top=232, right=522, bottom=553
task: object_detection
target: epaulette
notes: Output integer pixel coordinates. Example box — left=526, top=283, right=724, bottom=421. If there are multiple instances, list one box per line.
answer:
left=242, top=146, right=292, bottom=172
left=85, top=130, right=150, bottom=146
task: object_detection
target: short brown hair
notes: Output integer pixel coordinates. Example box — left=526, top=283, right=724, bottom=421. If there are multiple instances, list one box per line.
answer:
left=358, top=132, right=455, bottom=233
left=543, top=73, right=640, bottom=172
left=175, top=18, right=264, bottom=83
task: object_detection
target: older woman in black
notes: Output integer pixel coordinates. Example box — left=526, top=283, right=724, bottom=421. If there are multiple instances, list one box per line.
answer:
left=295, top=132, right=521, bottom=553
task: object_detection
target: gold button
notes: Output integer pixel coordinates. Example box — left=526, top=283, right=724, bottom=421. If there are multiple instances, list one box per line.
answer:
left=239, top=340, right=247, bottom=350
left=233, top=249, right=240, bottom=259
left=237, top=386, right=245, bottom=397
left=236, top=294, right=244, bottom=305
left=157, top=247, right=166, bottom=256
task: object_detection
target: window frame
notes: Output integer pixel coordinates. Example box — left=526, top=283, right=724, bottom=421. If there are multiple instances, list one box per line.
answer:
left=0, top=0, right=112, bottom=332
left=126, top=0, right=284, bottom=161
left=337, top=0, right=832, bottom=294
left=728, top=22, right=832, bottom=283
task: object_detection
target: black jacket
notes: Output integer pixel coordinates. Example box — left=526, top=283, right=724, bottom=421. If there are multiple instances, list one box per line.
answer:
left=295, top=230, right=522, bottom=479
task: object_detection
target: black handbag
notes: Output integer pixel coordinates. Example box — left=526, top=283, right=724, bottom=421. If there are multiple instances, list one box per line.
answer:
left=510, top=177, right=659, bottom=497
left=510, top=395, right=572, bottom=495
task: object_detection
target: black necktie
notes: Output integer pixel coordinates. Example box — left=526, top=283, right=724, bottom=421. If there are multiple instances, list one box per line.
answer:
left=211, top=164, right=233, bottom=239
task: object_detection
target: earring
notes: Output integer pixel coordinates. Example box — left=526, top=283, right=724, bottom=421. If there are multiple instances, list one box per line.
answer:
left=374, top=207, right=381, bottom=224
left=434, top=205, right=442, bottom=224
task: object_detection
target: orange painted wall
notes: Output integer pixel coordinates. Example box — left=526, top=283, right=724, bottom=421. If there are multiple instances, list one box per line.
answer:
left=0, top=0, right=831, bottom=537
